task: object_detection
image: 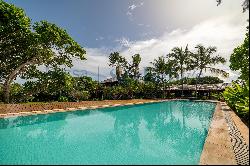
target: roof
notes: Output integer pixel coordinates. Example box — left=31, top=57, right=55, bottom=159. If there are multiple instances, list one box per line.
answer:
left=169, top=83, right=231, bottom=90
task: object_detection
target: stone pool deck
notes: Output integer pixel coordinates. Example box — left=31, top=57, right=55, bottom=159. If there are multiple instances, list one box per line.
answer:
left=199, top=102, right=249, bottom=165
left=0, top=99, right=158, bottom=117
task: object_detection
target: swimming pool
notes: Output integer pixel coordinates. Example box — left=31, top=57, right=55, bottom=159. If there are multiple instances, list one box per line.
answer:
left=0, top=100, right=216, bottom=165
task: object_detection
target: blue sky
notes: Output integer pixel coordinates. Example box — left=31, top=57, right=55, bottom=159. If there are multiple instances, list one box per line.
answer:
left=6, top=0, right=157, bottom=48
left=5, top=0, right=249, bottom=82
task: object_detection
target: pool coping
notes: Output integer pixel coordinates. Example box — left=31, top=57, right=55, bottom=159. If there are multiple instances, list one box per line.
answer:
left=199, top=101, right=249, bottom=165
left=0, top=99, right=218, bottom=119
left=0, top=100, right=162, bottom=119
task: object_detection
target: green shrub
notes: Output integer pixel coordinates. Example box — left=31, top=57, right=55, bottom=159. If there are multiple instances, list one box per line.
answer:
left=211, top=92, right=224, bottom=101
left=222, top=82, right=249, bottom=121
left=235, top=97, right=249, bottom=119
left=69, top=90, right=90, bottom=101
left=202, top=96, right=208, bottom=100
left=10, top=83, right=25, bottom=103
left=142, top=82, right=158, bottom=99
left=58, top=96, right=68, bottom=102
left=81, top=91, right=90, bottom=101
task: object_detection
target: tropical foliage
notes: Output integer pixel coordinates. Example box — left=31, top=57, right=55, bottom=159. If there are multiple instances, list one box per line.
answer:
left=222, top=28, right=249, bottom=124
left=222, top=82, right=249, bottom=122
left=217, top=0, right=249, bottom=12
left=108, top=52, right=141, bottom=81
left=0, top=1, right=86, bottom=103
left=229, top=29, right=249, bottom=83
left=146, top=56, right=178, bottom=98
left=189, top=44, right=228, bottom=97
left=168, top=45, right=191, bottom=96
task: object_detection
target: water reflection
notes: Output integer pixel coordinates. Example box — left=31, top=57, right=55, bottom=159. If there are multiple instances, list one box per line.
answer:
left=0, top=101, right=215, bottom=164
left=0, top=110, right=92, bottom=129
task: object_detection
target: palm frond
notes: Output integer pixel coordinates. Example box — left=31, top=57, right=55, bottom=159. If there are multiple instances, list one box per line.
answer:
left=207, top=67, right=229, bottom=78
left=211, top=56, right=226, bottom=64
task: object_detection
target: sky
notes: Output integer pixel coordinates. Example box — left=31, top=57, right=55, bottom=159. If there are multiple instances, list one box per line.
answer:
left=5, top=0, right=249, bottom=82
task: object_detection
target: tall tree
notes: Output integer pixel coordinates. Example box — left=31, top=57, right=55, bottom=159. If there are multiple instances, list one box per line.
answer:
left=151, top=56, right=167, bottom=85
left=150, top=56, right=178, bottom=98
left=108, top=52, right=127, bottom=81
left=0, top=1, right=86, bottom=103
left=23, top=68, right=74, bottom=101
left=168, top=45, right=191, bottom=97
left=230, top=28, right=249, bottom=83
left=144, top=67, right=156, bottom=82
left=190, top=44, right=228, bottom=98
left=129, top=54, right=141, bottom=80
left=108, top=52, right=142, bottom=81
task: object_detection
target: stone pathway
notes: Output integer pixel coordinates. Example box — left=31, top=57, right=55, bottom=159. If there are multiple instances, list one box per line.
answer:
left=221, top=103, right=249, bottom=165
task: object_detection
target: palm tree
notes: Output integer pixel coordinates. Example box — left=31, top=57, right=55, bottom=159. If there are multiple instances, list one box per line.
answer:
left=129, top=54, right=141, bottom=80
left=168, top=45, right=191, bottom=97
left=144, top=67, right=155, bottom=82
left=150, top=56, right=178, bottom=98
left=151, top=56, right=167, bottom=84
left=109, top=52, right=127, bottom=81
left=190, top=44, right=228, bottom=98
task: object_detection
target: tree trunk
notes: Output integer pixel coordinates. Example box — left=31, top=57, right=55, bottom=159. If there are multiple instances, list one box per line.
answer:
left=195, top=69, right=203, bottom=98
left=3, top=58, right=37, bottom=103
left=3, top=81, right=11, bottom=103
left=181, top=65, right=184, bottom=97
left=162, top=75, right=165, bottom=99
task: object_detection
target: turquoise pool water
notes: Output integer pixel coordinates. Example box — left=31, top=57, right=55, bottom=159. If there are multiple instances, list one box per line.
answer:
left=0, top=100, right=216, bottom=165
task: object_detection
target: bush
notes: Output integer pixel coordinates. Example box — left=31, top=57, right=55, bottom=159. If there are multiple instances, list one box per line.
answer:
left=58, top=96, right=69, bottom=102
left=81, top=91, right=90, bottom=101
left=211, top=92, right=224, bottom=101
left=10, top=83, right=26, bottom=103
left=69, top=90, right=90, bottom=102
left=222, top=82, right=249, bottom=122
left=107, top=86, right=127, bottom=100
left=202, top=96, right=208, bottom=100
left=142, top=82, right=158, bottom=99
left=235, top=97, right=249, bottom=119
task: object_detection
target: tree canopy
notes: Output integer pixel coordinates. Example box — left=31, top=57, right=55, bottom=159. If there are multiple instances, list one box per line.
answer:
left=217, top=0, right=249, bottom=12
left=230, top=29, right=249, bottom=82
left=108, top=52, right=141, bottom=81
left=0, top=1, right=86, bottom=103
left=189, top=44, right=228, bottom=97
left=168, top=45, right=191, bottom=95
left=189, top=44, right=228, bottom=78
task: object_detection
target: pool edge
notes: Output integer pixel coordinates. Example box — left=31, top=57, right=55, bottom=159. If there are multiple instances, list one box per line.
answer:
left=0, top=99, right=220, bottom=119
left=0, top=100, right=161, bottom=119
left=199, top=102, right=237, bottom=165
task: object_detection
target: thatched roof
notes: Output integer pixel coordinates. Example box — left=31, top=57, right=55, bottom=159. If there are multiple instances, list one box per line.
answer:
left=169, top=83, right=231, bottom=91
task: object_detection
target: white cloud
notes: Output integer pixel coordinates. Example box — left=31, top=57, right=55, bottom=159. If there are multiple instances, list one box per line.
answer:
left=115, top=37, right=133, bottom=48
left=121, top=13, right=247, bottom=82
left=126, top=2, right=145, bottom=21
left=16, top=12, right=246, bottom=83
left=74, top=13, right=247, bottom=82
left=128, top=4, right=137, bottom=10
left=137, top=23, right=151, bottom=28
left=95, top=36, right=104, bottom=41
left=69, top=48, right=113, bottom=80
left=126, top=11, right=132, bottom=16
